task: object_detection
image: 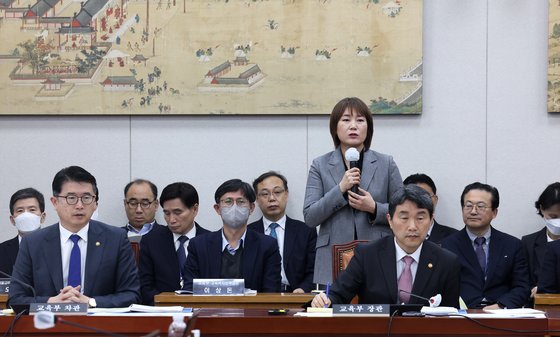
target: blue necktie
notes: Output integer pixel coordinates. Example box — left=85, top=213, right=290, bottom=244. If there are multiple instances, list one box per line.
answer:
left=474, top=237, right=487, bottom=274
left=269, top=223, right=279, bottom=240
left=177, top=236, right=188, bottom=278
left=68, top=234, right=81, bottom=287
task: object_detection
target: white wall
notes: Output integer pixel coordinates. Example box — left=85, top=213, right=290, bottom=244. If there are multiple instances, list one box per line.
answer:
left=0, top=0, right=558, bottom=243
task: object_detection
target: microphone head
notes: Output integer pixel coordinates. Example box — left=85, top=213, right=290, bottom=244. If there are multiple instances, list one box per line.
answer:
left=344, top=147, right=360, bottom=162
left=429, top=294, right=442, bottom=308
left=33, top=310, right=56, bottom=330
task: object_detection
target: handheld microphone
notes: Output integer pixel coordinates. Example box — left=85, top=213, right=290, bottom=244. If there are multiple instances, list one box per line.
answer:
left=398, top=289, right=441, bottom=308
left=0, top=269, right=37, bottom=304
left=34, top=310, right=159, bottom=337
left=344, top=147, right=360, bottom=194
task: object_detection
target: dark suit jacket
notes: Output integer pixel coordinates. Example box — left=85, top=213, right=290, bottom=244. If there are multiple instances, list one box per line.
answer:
left=248, top=217, right=317, bottom=292
left=328, top=236, right=460, bottom=308
left=537, top=239, right=560, bottom=293
left=139, top=222, right=210, bottom=305
left=427, top=220, right=458, bottom=245
left=442, top=227, right=530, bottom=309
left=0, top=236, right=19, bottom=276
left=9, top=220, right=140, bottom=308
left=184, top=229, right=281, bottom=292
left=522, top=227, right=547, bottom=287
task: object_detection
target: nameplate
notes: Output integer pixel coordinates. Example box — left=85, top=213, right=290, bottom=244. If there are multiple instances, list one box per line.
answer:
left=30, top=303, right=88, bottom=315
left=333, top=304, right=389, bottom=315
left=193, top=279, right=244, bottom=296
left=0, top=279, right=10, bottom=294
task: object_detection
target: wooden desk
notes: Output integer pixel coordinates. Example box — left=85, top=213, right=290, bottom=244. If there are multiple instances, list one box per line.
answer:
left=0, top=294, right=6, bottom=309
left=536, top=294, right=560, bottom=310
left=154, top=292, right=314, bottom=309
left=0, top=308, right=551, bottom=336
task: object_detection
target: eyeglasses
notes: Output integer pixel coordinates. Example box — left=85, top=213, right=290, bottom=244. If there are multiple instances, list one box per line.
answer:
left=126, top=199, right=156, bottom=209
left=463, top=203, right=490, bottom=212
left=57, top=194, right=96, bottom=205
left=257, top=189, right=286, bottom=199
left=220, top=198, right=249, bottom=207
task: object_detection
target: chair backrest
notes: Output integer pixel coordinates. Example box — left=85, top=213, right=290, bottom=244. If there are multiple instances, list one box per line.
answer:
left=130, top=241, right=140, bottom=266
left=332, top=240, right=368, bottom=281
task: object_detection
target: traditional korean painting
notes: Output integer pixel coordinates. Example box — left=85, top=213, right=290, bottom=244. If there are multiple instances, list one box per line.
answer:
left=550, top=0, right=560, bottom=112
left=0, top=0, right=422, bottom=115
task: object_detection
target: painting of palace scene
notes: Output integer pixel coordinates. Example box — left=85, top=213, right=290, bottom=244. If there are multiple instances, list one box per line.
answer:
left=0, top=0, right=422, bottom=115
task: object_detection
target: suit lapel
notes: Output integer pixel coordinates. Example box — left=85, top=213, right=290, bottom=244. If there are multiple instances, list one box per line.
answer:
left=252, top=219, right=265, bottom=234
left=283, top=218, right=295, bottom=270
left=411, top=244, right=437, bottom=298
left=162, top=227, right=180, bottom=277
left=242, top=230, right=258, bottom=282
left=327, top=149, right=346, bottom=187
left=534, top=229, right=547, bottom=272
left=378, top=238, right=398, bottom=303
left=361, top=150, right=379, bottom=191
left=84, top=221, right=105, bottom=293
left=486, top=228, right=503, bottom=284
left=43, top=225, right=63, bottom=291
left=209, top=232, right=223, bottom=277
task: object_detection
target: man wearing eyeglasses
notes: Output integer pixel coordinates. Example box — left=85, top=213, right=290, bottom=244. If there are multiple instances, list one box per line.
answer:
left=248, top=171, right=317, bottom=293
left=9, top=166, right=140, bottom=308
left=122, top=179, right=159, bottom=238
left=442, top=182, right=530, bottom=309
left=183, top=179, right=281, bottom=292
left=138, top=182, right=210, bottom=305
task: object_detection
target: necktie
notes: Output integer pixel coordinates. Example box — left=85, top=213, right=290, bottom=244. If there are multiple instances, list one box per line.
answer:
left=177, top=236, right=188, bottom=278
left=398, top=255, right=414, bottom=304
left=68, top=234, right=81, bottom=287
left=269, top=223, right=279, bottom=239
left=474, top=237, right=487, bottom=273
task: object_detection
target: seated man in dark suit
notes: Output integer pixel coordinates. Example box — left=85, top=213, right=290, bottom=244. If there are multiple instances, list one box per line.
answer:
left=403, top=173, right=457, bottom=245
left=0, top=188, right=46, bottom=276
left=442, top=182, right=530, bottom=309
left=184, top=179, right=281, bottom=292
left=9, top=166, right=140, bottom=308
left=522, top=182, right=560, bottom=299
left=139, top=182, right=210, bottom=305
left=312, top=185, right=460, bottom=308
left=248, top=171, right=317, bottom=293
left=122, top=179, right=160, bottom=238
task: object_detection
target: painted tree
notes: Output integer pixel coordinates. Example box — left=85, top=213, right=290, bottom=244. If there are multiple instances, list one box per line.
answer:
left=17, top=40, right=49, bottom=75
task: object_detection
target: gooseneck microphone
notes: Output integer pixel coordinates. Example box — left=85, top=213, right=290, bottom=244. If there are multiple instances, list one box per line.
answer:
left=344, top=147, right=360, bottom=194
left=34, top=310, right=160, bottom=337
left=0, top=269, right=36, bottom=300
left=398, top=289, right=442, bottom=308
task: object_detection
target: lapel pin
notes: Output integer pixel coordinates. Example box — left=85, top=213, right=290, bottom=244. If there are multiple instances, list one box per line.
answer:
left=428, top=263, right=433, bottom=269
left=96, top=242, right=101, bottom=246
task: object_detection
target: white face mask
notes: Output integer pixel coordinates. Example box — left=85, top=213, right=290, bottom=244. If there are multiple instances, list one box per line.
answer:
left=220, top=205, right=250, bottom=229
left=14, top=212, right=42, bottom=234
left=544, top=217, right=560, bottom=236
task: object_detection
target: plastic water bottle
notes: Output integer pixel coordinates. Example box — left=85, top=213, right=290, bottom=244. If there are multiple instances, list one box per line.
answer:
left=168, top=314, right=186, bottom=337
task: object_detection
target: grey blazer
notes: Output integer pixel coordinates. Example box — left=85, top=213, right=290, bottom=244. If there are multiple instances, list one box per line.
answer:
left=303, top=148, right=403, bottom=285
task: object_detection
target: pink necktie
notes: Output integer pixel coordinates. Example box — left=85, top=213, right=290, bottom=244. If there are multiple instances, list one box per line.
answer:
left=398, top=255, right=414, bottom=304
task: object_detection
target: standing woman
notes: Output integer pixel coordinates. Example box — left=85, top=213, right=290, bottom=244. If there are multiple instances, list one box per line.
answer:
left=304, top=97, right=403, bottom=286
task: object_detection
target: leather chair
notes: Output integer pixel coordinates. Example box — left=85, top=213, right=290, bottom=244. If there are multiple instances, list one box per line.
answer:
left=332, top=240, right=368, bottom=281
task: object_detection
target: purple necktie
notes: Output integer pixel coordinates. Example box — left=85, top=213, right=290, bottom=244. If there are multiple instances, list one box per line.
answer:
left=474, top=237, right=487, bottom=274
left=68, top=234, right=81, bottom=287
left=398, top=255, right=414, bottom=304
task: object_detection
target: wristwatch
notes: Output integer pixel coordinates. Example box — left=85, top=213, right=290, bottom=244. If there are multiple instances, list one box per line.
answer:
left=89, top=298, right=97, bottom=308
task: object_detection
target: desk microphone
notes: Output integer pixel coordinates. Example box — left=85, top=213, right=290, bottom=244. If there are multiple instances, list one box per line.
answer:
left=34, top=310, right=160, bottom=337
left=344, top=147, right=360, bottom=194
left=0, top=270, right=37, bottom=301
left=398, top=289, right=441, bottom=308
